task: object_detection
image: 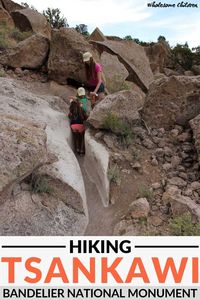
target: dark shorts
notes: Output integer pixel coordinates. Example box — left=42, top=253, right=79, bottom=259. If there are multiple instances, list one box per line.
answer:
left=88, top=83, right=105, bottom=94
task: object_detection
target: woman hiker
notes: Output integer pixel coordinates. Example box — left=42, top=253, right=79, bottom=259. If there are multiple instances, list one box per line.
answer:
left=82, top=51, right=106, bottom=108
left=68, top=99, right=87, bottom=156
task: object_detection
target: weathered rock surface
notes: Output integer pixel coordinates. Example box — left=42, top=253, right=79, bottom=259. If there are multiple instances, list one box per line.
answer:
left=0, top=114, right=48, bottom=201
left=130, top=198, right=150, bottom=218
left=89, top=27, right=106, bottom=42
left=11, top=8, right=51, bottom=39
left=144, top=42, right=170, bottom=74
left=0, top=191, right=86, bottom=235
left=0, top=34, right=49, bottom=69
left=192, top=65, right=200, bottom=75
left=142, top=75, right=200, bottom=129
left=190, top=114, right=200, bottom=161
left=90, top=39, right=154, bottom=92
left=88, top=90, right=144, bottom=129
left=48, top=28, right=99, bottom=85
left=1, top=0, right=23, bottom=13
left=100, top=51, right=129, bottom=93
left=0, top=78, right=88, bottom=235
left=0, top=6, right=14, bottom=27
left=84, top=130, right=110, bottom=207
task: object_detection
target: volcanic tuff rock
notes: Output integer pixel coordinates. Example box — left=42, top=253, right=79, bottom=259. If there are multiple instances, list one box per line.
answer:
left=90, top=39, right=154, bottom=92
left=11, top=8, right=51, bottom=39
left=0, top=78, right=88, bottom=235
left=48, top=28, right=99, bottom=85
left=88, top=90, right=144, bottom=129
left=142, top=75, right=200, bottom=129
left=100, top=51, right=129, bottom=93
left=0, top=34, right=49, bottom=69
left=0, top=0, right=23, bottom=13
left=144, top=42, right=170, bottom=74
left=0, top=5, right=14, bottom=27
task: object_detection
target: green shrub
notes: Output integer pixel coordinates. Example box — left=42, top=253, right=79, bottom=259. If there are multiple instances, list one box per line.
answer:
left=0, top=23, right=31, bottom=50
left=0, top=70, right=5, bottom=77
left=170, top=212, right=200, bottom=236
left=0, top=36, right=11, bottom=50
left=9, top=28, right=32, bottom=42
left=171, top=43, right=194, bottom=70
left=139, top=185, right=153, bottom=200
left=31, top=174, right=53, bottom=194
left=107, top=164, right=121, bottom=185
left=103, top=113, right=133, bottom=148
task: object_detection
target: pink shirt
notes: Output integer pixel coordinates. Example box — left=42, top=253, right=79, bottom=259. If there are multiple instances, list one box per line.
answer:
left=89, top=63, right=102, bottom=86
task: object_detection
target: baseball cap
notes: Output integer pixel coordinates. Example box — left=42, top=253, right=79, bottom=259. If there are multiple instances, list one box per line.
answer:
left=77, top=87, right=86, bottom=96
left=83, top=52, right=92, bottom=62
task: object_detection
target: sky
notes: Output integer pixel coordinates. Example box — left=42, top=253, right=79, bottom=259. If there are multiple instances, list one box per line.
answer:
left=14, top=0, right=200, bottom=47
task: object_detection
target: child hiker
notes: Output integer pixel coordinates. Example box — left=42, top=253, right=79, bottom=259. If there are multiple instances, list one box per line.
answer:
left=68, top=99, right=87, bottom=156
left=76, top=87, right=90, bottom=115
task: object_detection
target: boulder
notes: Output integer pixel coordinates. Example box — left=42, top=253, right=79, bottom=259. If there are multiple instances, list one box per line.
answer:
left=100, top=51, right=129, bottom=93
left=89, top=27, right=106, bottom=42
left=0, top=6, right=14, bottom=27
left=144, top=42, right=170, bottom=74
left=0, top=78, right=88, bottom=235
left=163, top=191, right=200, bottom=221
left=1, top=0, right=23, bottom=13
left=130, top=198, right=150, bottom=218
left=142, top=75, right=200, bottom=129
left=190, top=114, right=200, bottom=161
left=90, top=39, right=154, bottom=93
left=163, top=68, right=179, bottom=76
left=0, top=34, right=49, bottom=69
left=48, top=28, right=99, bottom=85
left=192, top=65, right=200, bottom=75
left=162, top=186, right=200, bottom=218
left=0, top=114, right=48, bottom=201
left=0, top=190, right=87, bottom=235
left=88, top=90, right=144, bottom=129
left=11, top=8, right=51, bottom=39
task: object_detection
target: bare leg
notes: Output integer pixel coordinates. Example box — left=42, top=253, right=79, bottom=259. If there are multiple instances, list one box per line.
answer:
left=72, top=131, right=80, bottom=154
left=80, top=131, right=85, bottom=155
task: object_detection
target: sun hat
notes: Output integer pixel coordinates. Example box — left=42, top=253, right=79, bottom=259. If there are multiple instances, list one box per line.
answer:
left=77, top=87, right=86, bottom=96
left=83, top=51, right=92, bottom=62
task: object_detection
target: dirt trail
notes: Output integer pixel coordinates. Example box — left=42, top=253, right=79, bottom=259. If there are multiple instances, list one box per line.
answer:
left=78, top=157, right=126, bottom=235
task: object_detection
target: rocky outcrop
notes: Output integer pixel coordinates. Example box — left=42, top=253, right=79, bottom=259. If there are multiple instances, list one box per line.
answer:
left=0, top=34, right=49, bottom=69
left=89, top=27, right=106, bottom=42
left=145, top=42, right=170, bottom=74
left=1, top=0, right=23, bottom=13
left=48, top=28, right=99, bottom=85
left=192, top=65, right=200, bottom=75
left=142, top=75, right=200, bottom=129
left=100, top=51, right=129, bottom=93
left=0, top=6, right=14, bottom=27
left=88, top=90, right=144, bottom=129
left=190, top=114, right=200, bottom=160
left=162, top=186, right=200, bottom=220
left=0, top=114, right=48, bottom=202
left=0, top=191, right=87, bottom=235
left=11, top=8, right=51, bottom=39
left=90, top=39, right=154, bottom=92
left=0, top=78, right=88, bottom=235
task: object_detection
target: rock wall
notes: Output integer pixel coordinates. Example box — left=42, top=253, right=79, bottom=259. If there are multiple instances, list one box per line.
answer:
left=0, top=78, right=88, bottom=235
